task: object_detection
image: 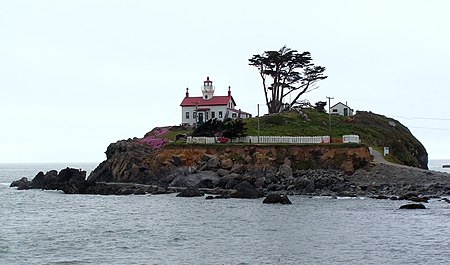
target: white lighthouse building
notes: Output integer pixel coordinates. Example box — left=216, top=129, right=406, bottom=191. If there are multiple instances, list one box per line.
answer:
left=180, top=77, right=252, bottom=126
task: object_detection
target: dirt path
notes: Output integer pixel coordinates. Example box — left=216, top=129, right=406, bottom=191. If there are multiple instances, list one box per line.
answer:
left=370, top=148, right=410, bottom=168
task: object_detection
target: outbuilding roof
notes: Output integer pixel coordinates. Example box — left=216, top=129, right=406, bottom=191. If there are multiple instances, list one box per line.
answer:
left=330, top=102, right=353, bottom=110
left=227, top=108, right=252, bottom=115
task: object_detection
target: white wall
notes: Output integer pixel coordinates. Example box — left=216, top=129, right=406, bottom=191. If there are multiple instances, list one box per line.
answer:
left=331, top=103, right=354, bottom=116
left=181, top=105, right=230, bottom=125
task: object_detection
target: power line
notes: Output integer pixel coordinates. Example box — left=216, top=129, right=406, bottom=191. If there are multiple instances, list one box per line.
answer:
left=409, top=126, right=450, bottom=131
left=393, top=115, right=450, bottom=121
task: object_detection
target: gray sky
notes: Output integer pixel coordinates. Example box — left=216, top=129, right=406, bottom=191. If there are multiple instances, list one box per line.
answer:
left=1, top=0, right=449, bottom=163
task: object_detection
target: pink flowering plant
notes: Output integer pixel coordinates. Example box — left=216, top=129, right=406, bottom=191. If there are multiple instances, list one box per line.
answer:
left=136, top=127, right=170, bottom=149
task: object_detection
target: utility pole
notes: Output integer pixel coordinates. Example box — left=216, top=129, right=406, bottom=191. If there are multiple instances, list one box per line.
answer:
left=194, top=102, right=199, bottom=129
left=257, top=104, right=260, bottom=143
left=326, top=96, right=334, bottom=143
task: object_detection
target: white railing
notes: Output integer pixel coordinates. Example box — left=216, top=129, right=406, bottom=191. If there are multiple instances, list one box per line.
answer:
left=186, top=135, right=331, bottom=144
left=186, top=136, right=217, bottom=144
left=342, top=135, right=360, bottom=143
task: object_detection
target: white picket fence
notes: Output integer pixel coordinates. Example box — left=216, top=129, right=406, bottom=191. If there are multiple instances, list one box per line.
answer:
left=187, top=135, right=332, bottom=144
left=186, top=135, right=361, bottom=144
left=342, top=135, right=360, bottom=143
left=185, top=136, right=217, bottom=144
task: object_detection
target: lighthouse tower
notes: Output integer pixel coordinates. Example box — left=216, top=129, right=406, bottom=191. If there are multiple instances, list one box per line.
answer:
left=201, top=76, right=215, bottom=100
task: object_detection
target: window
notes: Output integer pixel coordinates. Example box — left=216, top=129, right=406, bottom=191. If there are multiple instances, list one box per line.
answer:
left=205, top=95, right=208, bottom=99
left=219, top=111, right=223, bottom=118
left=332, top=109, right=338, bottom=112
left=211, top=111, right=215, bottom=118
left=186, top=112, right=189, bottom=119
left=232, top=113, right=237, bottom=118
left=193, top=112, right=197, bottom=119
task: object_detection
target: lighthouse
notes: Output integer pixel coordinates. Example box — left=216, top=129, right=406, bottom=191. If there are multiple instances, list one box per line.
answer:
left=202, top=76, right=215, bottom=100
left=180, top=76, right=252, bottom=125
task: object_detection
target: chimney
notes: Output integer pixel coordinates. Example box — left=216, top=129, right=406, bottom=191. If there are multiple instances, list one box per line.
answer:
left=228, top=86, right=231, bottom=96
left=186, top=87, right=189, bottom=97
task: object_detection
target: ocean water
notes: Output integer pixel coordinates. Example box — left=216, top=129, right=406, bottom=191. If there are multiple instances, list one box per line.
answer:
left=428, top=159, right=450, bottom=174
left=1, top=163, right=450, bottom=265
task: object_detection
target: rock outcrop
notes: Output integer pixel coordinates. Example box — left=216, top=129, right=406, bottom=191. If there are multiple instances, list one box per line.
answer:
left=399, top=203, right=427, bottom=209
left=263, top=194, right=292, bottom=204
left=229, top=181, right=263, bottom=199
left=10, top=177, right=31, bottom=190
left=11, top=137, right=449, bottom=199
left=10, top=167, right=158, bottom=195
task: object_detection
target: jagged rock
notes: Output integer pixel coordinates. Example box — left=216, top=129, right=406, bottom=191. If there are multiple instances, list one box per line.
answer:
left=278, top=164, right=293, bottom=180
left=200, top=154, right=220, bottom=170
left=31, top=170, right=57, bottom=189
left=152, top=187, right=167, bottom=194
left=370, top=195, right=389, bottom=200
left=87, top=139, right=159, bottom=183
left=230, top=164, right=245, bottom=174
left=398, top=192, right=420, bottom=200
left=29, top=168, right=86, bottom=190
left=133, top=188, right=147, bottom=195
left=218, top=173, right=241, bottom=189
left=330, top=183, right=348, bottom=193
left=254, top=177, right=266, bottom=188
left=172, top=155, right=183, bottom=166
left=263, top=194, right=292, bottom=204
left=243, top=155, right=253, bottom=164
left=399, top=203, right=426, bottom=209
left=116, top=187, right=135, bottom=195
left=409, top=196, right=430, bottom=203
left=162, top=166, right=196, bottom=184
left=267, top=183, right=279, bottom=191
left=283, top=157, right=292, bottom=167
left=170, top=170, right=219, bottom=188
left=10, top=177, right=31, bottom=190
left=217, top=169, right=230, bottom=177
left=202, top=154, right=216, bottom=161
left=198, top=178, right=215, bottom=188
left=176, top=187, right=204, bottom=197
left=230, top=181, right=262, bottom=199
left=241, top=174, right=256, bottom=184
left=294, top=177, right=315, bottom=193
left=205, top=194, right=230, bottom=200
left=221, top=158, right=233, bottom=170
left=206, top=158, right=221, bottom=170
left=58, top=168, right=86, bottom=184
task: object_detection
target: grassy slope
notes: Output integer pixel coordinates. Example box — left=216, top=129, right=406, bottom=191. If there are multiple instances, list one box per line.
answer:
left=158, top=109, right=427, bottom=168
left=244, top=109, right=428, bottom=168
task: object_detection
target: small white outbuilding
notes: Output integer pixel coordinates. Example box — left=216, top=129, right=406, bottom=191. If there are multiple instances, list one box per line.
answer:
left=330, top=102, right=354, bottom=116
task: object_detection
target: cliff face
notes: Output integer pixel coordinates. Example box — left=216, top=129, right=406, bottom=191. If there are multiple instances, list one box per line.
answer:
left=87, top=140, right=372, bottom=185
left=351, top=111, right=428, bottom=169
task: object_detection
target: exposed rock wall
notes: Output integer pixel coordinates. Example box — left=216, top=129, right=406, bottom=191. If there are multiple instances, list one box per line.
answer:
left=87, top=140, right=372, bottom=187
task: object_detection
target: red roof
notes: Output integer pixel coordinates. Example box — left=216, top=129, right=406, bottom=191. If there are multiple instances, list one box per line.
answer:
left=180, top=96, right=236, bottom=107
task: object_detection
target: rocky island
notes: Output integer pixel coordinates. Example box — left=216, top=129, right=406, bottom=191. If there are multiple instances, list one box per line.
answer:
left=10, top=109, right=450, bottom=202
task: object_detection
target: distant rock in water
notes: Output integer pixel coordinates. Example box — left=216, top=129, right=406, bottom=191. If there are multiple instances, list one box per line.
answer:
left=31, top=168, right=86, bottom=190
left=176, top=187, right=204, bottom=197
left=10, top=177, right=31, bottom=190
left=263, top=194, right=292, bottom=204
left=399, top=203, right=426, bottom=209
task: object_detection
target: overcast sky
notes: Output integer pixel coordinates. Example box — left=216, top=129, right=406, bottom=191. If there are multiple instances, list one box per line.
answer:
left=1, top=0, right=449, bottom=163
